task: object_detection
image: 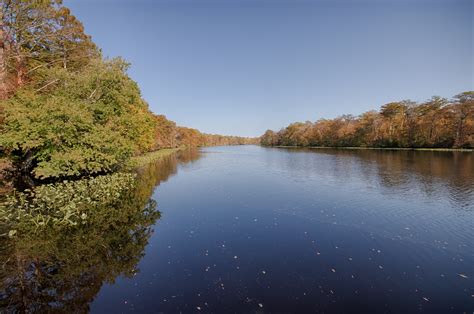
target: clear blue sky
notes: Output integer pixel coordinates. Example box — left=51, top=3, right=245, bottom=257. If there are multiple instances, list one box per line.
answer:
left=65, top=0, right=472, bottom=137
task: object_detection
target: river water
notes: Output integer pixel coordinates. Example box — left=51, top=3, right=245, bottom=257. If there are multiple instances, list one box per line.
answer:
left=2, top=146, right=474, bottom=313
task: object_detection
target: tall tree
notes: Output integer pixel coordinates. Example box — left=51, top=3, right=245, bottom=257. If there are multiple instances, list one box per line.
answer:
left=0, top=0, right=97, bottom=97
left=452, top=92, right=474, bottom=148
left=0, top=5, right=9, bottom=98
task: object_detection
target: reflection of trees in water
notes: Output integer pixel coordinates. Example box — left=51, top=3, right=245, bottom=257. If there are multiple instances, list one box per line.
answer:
left=177, top=147, right=201, bottom=164
left=349, top=150, right=473, bottom=209
left=0, top=200, right=159, bottom=313
left=0, top=148, right=201, bottom=312
left=281, top=148, right=474, bottom=209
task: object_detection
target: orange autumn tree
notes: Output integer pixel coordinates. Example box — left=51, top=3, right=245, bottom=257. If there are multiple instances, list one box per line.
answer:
left=261, top=92, right=473, bottom=149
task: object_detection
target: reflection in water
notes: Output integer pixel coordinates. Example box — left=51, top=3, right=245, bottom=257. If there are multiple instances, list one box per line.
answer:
left=1, top=146, right=473, bottom=313
left=0, top=148, right=201, bottom=313
left=278, top=148, right=474, bottom=209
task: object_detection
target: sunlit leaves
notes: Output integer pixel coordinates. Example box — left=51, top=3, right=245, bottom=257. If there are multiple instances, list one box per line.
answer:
left=0, top=172, right=136, bottom=234
left=261, top=92, right=474, bottom=149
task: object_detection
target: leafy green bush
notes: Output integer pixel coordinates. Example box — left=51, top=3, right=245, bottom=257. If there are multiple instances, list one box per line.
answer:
left=0, top=59, right=157, bottom=179
left=0, top=173, right=136, bottom=235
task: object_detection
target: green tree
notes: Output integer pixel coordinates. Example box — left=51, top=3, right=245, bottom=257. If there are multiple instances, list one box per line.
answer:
left=0, top=59, right=157, bottom=179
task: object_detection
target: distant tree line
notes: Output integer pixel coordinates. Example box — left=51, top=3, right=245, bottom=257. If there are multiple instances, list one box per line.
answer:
left=0, top=1, right=255, bottom=181
left=261, top=93, right=474, bottom=149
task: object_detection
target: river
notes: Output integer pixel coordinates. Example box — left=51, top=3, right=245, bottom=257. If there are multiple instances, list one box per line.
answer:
left=1, top=146, right=473, bottom=313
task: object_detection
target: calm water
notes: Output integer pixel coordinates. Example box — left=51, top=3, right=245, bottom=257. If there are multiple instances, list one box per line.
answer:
left=2, top=146, right=474, bottom=313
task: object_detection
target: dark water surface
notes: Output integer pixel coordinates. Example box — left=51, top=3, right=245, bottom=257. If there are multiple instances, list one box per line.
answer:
left=3, top=146, right=474, bottom=313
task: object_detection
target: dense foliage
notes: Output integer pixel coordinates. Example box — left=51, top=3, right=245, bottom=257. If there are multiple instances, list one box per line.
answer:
left=176, top=126, right=257, bottom=147
left=0, top=0, right=254, bottom=181
left=261, top=93, right=474, bottom=149
left=0, top=172, right=136, bottom=236
left=1, top=59, right=155, bottom=179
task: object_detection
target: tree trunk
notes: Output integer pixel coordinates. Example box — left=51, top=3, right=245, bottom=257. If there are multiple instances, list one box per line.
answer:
left=20, top=149, right=35, bottom=174
left=0, top=8, right=8, bottom=99
left=15, top=55, right=24, bottom=86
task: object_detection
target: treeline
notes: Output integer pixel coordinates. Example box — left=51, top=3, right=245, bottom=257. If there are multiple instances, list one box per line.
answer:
left=154, top=116, right=257, bottom=148
left=261, top=93, right=474, bottom=149
left=0, top=1, right=254, bottom=181
left=177, top=126, right=258, bottom=147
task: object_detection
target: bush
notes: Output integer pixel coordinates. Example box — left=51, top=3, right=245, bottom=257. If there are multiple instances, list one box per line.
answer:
left=0, top=173, right=136, bottom=235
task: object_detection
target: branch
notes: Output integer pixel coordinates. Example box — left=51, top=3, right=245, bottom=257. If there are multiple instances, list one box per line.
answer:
left=35, top=78, right=59, bottom=92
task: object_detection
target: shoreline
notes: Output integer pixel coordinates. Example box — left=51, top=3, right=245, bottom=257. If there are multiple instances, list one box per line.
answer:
left=268, top=145, right=473, bottom=152
left=128, top=147, right=183, bottom=169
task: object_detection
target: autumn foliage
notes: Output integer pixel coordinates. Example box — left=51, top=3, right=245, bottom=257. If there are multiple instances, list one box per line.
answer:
left=261, top=94, right=474, bottom=149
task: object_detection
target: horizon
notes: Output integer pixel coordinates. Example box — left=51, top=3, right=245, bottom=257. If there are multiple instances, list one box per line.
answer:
left=66, top=0, right=473, bottom=137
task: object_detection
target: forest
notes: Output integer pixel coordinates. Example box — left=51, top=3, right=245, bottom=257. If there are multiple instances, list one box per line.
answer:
left=0, top=0, right=255, bottom=182
left=260, top=94, right=473, bottom=149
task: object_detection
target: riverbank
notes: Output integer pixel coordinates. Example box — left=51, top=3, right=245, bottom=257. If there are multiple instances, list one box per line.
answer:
left=128, top=148, right=183, bottom=169
left=269, top=146, right=474, bottom=152
left=0, top=147, right=184, bottom=237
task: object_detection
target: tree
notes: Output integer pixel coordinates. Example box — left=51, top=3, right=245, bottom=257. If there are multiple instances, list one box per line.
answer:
left=261, top=130, right=279, bottom=146
left=356, top=110, right=380, bottom=146
left=379, top=102, right=409, bottom=147
left=451, top=92, right=474, bottom=148
left=154, top=114, right=178, bottom=149
left=0, top=0, right=97, bottom=97
left=0, top=59, right=157, bottom=179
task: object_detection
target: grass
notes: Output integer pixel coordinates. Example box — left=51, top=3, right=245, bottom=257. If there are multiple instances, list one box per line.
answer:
left=127, top=148, right=182, bottom=169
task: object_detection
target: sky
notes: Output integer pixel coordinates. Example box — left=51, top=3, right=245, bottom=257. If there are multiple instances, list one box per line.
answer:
left=65, top=0, right=473, bottom=137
